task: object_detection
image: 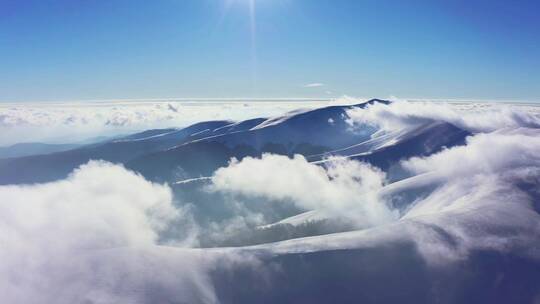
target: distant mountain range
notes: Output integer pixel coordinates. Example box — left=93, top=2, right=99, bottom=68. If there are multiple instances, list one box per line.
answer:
left=0, top=99, right=469, bottom=185
left=2, top=98, right=540, bottom=304
left=0, top=142, right=80, bottom=159
left=0, top=98, right=476, bottom=248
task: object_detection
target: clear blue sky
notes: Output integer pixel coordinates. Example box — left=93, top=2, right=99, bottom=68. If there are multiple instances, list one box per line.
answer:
left=1, top=0, right=539, bottom=102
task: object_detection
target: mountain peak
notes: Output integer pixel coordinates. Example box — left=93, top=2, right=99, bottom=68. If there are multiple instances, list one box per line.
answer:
left=352, top=98, right=392, bottom=108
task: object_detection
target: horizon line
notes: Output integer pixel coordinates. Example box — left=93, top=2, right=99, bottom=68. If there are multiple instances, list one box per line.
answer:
left=1, top=96, right=540, bottom=105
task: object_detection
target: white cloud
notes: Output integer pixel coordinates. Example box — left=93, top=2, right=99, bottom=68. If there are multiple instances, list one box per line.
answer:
left=402, top=128, right=540, bottom=178
left=337, top=99, right=540, bottom=265
left=346, top=99, right=540, bottom=133
left=396, top=128, right=540, bottom=264
left=255, top=128, right=540, bottom=270
left=211, top=154, right=398, bottom=228
left=303, top=83, right=325, bottom=88
left=0, top=161, right=219, bottom=303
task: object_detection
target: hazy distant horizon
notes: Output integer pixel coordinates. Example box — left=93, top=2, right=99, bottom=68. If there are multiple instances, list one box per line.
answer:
left=2, top=97, right=540, bottom=147
left=3, top=96, right=540, bottom=105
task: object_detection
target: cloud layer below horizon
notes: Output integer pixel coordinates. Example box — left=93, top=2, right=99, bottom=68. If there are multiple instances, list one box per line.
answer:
left=0, top=100, right=330, bottom=146
left=1, top=99, right=540, bottom=302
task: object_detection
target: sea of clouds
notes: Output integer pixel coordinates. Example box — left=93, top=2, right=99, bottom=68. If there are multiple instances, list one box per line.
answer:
left=1, top=98, right=540, bottom=303
left=0, top=100, right=330, bottom=146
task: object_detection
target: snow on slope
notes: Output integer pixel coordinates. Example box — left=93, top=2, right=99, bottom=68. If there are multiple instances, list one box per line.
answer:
left=37, top=150, right=539, bottom=303
left=232, top=126, right=540, bottom=246
left=2, top=100, right=540, bottom=303
left=179, top=99, right=391, bottom=151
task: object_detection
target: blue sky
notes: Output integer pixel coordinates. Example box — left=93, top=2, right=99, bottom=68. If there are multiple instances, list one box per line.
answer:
left=1, top=0, right=539, bottom=102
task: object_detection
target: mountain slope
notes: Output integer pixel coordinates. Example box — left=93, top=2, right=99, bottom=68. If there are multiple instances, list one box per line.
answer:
left=0, top=120, right=232, bottom=184
left=313, top=121, right=471, bottom=173
left=0, top=142, right=81, bottom=159
left=127, top=99, right=391, bottom=182
left=0, top=99, right=470, bottom=185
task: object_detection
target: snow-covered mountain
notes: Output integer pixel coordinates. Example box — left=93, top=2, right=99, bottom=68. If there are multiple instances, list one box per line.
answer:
left=0, top=142, right=80, bottom=159
left=1, top=99, right=540, bottom=304
left=0, top=99, right=384, bottom=183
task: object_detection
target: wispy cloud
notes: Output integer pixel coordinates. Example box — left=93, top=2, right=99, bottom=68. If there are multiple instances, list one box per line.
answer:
left=303, top=83, right=325, bottom=88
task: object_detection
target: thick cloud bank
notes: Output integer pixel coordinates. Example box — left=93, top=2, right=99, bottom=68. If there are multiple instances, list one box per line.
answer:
left=212, top=154, right=397, bottom=228
left=344, top=101, right=540, bottom=265
left=0, top=161, right=218, bottom=304
left=404, top=128, right=540, bottom=178
left=393, top=127, right=540, bottom=264
left=346, top=99, right=540, bottom=133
